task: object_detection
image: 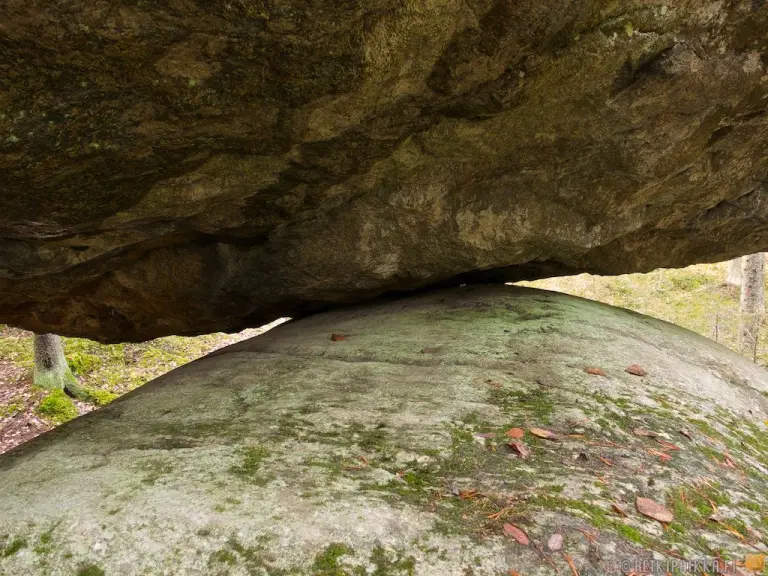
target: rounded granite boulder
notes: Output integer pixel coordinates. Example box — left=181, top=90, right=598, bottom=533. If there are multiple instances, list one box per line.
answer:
left=1, top=286, right=767, bottom=575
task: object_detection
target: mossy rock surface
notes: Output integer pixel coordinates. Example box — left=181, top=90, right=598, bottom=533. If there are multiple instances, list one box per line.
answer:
left=1, top=286, right=767, bottom=575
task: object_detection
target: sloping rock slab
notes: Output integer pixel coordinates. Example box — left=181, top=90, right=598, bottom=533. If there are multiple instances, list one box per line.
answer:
left=2, top=2, right=768, bottom=340
left=1, top=286, right=767, bottom=575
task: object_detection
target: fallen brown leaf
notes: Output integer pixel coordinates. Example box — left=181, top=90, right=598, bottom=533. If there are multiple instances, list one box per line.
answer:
left=577, top=528, right=598, bottom=543
left=487, top=505, right=514, bottom=520
left=636, top=496, right=674, bottom=523
left=330, top=333, right=346, bottom=342
left=611, top=502, right=628, bottom=517
left=563, top=552, right=580, bottom=576
left=708, top=516, right=745, bottom=540
left=508, top=571, right=524, bottom=576
left=633, top=428, right=658, bottom=438
left=679, top=429, right=693, bottom=441
left=421, top=347, right=440, bottom=354
left=503, top=523, right=530, bottom=545
left=547, top=533, right=564, bottom=551
left=723, top=524, right=745, bottom=540
left=656, top=438, right=681, bottom=451
left=625, top=364, right=647, bottom=376
left=567, top=418, right=589, bottom=427
left=529, top=427, right=559, bottom=441
left=505, top=427, right=525, bottom=439
left=585, top=367, right=606, bottom=377
left=598, top=456, right=614, bottom=467
left=648, top=448, right=672, bottom=463
left=508, top=440, right=530, bottom=459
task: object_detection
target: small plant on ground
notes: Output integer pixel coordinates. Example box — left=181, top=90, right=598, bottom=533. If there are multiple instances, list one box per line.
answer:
left=35, top=389, right=78, bottom=424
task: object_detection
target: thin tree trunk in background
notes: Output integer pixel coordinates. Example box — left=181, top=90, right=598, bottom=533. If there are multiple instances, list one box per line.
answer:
left=33, top=334, right=86, bottom=398
left=739, top=253, right=765, bottom=356
left=726, top=257, right=742, bottom=286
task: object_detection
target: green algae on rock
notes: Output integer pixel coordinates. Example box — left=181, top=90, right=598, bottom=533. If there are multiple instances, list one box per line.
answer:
left=0, top=286, right=767, bottom=574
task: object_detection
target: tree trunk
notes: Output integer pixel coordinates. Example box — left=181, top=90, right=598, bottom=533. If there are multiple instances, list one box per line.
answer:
left=726, top=257, right=742, bottom=286
left=33, top=334, right=86, bottom=399
left=739, top=253, right=765, bottom=356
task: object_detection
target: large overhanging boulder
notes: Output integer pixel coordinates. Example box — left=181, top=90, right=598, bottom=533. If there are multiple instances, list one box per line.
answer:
left=1, top=287, right=767, bottom=574
left=2, top=2, right=768, bottom=341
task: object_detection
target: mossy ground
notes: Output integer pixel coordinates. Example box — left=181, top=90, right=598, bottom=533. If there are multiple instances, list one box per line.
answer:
left=0, top=321, right=286, bottom=451
left=34, top=389, right=78, bottom=424
left=522, top=260, right=768, bottom=364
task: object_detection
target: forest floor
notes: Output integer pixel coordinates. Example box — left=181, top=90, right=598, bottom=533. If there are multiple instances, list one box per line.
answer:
left=0, top=259, right=764, bottom=454
left=0, top=319, right=287, bottom=454
left=521, top=260, right=762, bottom=362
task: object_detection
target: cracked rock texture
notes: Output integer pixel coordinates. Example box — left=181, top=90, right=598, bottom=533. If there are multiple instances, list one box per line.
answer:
left=0, top=286, right=767, bottom=575
left=2, top=1, right=768, bottom=341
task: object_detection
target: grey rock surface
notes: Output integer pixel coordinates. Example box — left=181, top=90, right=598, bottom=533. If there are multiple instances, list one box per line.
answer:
left=1, top=286, right=766, bottom=574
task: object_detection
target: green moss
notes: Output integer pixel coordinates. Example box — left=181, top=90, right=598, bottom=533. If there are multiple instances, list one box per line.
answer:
left=728, top=421, right=768, bottom=467
left=33, top=527, right=56, bottom=555
left=33, top=367, right=78, bottom=392
left=202, top=534, right=288, bottom=574
left=0, top=401, right=23, bottom=419
left=76, top=565, right=105, bottom=576
left=369, top=545, right=416, bottom=576
left=487, top=386, right=555, bottom=424
left=312, top=543, right=354, bottom=575
left=742, top=501, right=761, bottom=512
left=230, top=446, right=271, bottom=485
left=139, top=459, right=174, bottom=485
left=2, top=536, right=27, bottom=557
left=35, top=389, right=78, bottom=424
left=68, top=351, right=103, bottom=375
left=667, top=272, right=710, bottom=292
left=689, top=418, right=732, bottom=446
left=209, top=548, right=238, bottom=566
left=84, top=388, right=119, bottom=406
left=306, top=457, right=344, bottom=478
left=526, top=495, right=610, bottom=528
left=614, top=523, right=651, bottom=546
left=522, top=495, right=661, bottom=548
left=0, top=331, right=33, bottom=367
left=349, top=422, right=389, bottom=451
left=666, top=484, right=730, bottom=529
left=361, top=424, right=517, bottom=537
